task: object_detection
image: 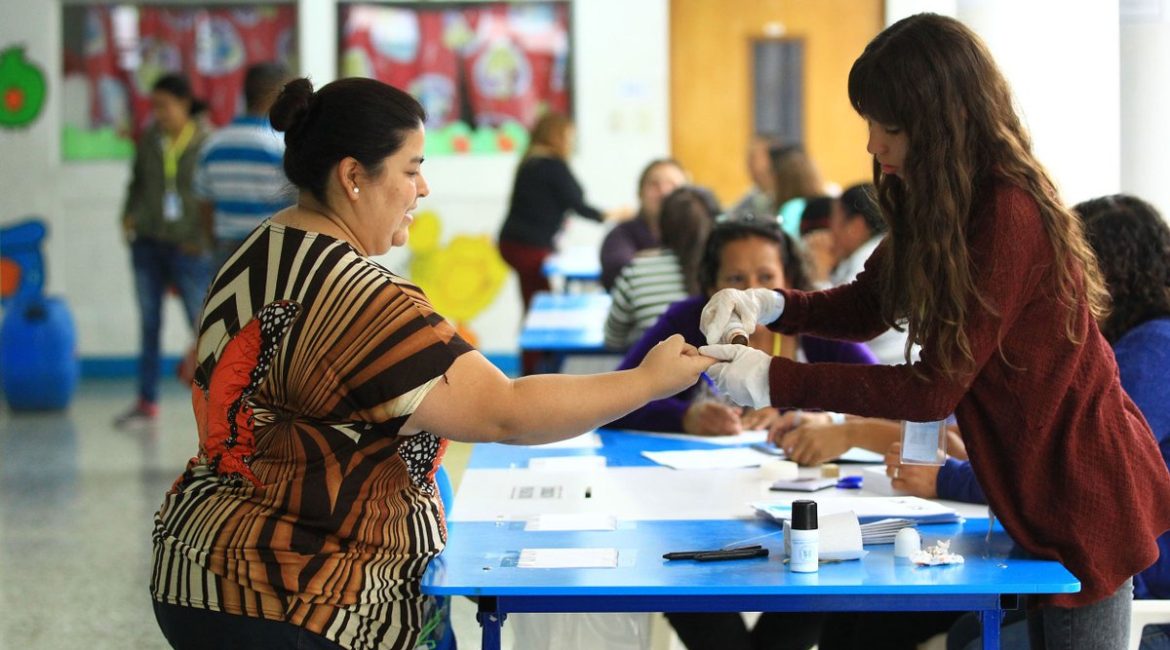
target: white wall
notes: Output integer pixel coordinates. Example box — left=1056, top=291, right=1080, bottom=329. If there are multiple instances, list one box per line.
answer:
left=1120, top=8, right=1170, bottom=218
left=886, top=1, right=1123, bottom=208
left=956, top=0, right=1122, bottom=206
left=0, top=0, right=670, bottom=361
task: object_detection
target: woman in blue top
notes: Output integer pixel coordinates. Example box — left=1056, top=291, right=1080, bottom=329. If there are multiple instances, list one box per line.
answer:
left=888, top=194, right=1170, bottom=650
left=609, top=219, right=876, bottom=439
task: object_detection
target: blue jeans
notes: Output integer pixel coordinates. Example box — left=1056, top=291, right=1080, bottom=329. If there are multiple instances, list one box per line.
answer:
left=1141, top=624, right=1170, bottom=650
left=130, top=237, right=211, bottom=403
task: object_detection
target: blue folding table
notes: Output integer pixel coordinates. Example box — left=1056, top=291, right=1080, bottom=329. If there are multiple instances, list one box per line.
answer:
left=423, top=431, right=1080, bottom=650
left=517, top=291, right=614, bottom=373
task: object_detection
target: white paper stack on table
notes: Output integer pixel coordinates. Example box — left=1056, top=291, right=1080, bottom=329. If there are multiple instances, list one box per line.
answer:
left=752, top=496, right=960, bottom=526
left=858, top=518, right=917, bottom=544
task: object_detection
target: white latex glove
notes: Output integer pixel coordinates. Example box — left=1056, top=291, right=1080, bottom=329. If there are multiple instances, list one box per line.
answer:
left=699, top=344, right=773, bottom=409
left=700, top=288, right=785, bottom=345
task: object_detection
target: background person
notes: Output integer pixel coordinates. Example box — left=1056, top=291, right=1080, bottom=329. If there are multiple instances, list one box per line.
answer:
left=604, top=185, right=718, bottom=350
left=194, top=62, right=294, bottom=270
left=116, top=73, right=212, bottom=429
left=599, top=158, right=688, bottom=290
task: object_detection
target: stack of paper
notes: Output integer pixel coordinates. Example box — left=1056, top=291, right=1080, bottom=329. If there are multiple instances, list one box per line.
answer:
left=858, top=518, right=917, bottom=544
left=752, top=496, right=960, bottom=525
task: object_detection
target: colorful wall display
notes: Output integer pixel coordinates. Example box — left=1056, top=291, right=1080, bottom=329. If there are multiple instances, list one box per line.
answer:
left=61, top=4, right=297, bottom=160
left=407, top=210, right=508, bottom=346
left=340, top=2, right=569, bottom=156
left=0, top=46, right=47, bottom=129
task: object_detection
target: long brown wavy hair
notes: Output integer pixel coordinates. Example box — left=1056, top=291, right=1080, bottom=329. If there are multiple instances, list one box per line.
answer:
left=847, top=13, right=1107, bottom=378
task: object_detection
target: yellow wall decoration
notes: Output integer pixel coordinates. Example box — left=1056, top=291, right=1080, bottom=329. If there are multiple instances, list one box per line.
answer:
left=408, top=210, right=508, bottom=347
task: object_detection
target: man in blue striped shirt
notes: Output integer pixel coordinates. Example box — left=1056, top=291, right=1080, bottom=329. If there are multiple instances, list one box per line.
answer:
left=195, top=62, right=294, bottom=270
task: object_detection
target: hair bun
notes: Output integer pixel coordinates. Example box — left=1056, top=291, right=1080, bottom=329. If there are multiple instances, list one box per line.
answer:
left=269, top=77, right=315, bottom=134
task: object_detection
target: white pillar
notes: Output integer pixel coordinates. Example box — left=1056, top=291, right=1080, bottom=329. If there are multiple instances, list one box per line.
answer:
left=298, top=0, right=338, bottom=86
left=956, top=0, right=1122, bottom=206
left=885, top=0, right=957, bottom=26
left=1120, top=9, right=1170, bottom=218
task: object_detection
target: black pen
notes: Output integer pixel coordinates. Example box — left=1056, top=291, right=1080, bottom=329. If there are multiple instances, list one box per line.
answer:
left=663, top=545, right=764, bottom=561
left=695, top=547, right=769, bottom=562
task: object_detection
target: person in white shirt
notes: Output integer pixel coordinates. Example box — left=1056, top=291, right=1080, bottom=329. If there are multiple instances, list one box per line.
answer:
left=828, top=183, right=916, bottom=364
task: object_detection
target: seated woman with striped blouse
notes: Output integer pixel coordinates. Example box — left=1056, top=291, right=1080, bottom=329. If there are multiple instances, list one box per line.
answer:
left=604, top=186, right=719, bottom=350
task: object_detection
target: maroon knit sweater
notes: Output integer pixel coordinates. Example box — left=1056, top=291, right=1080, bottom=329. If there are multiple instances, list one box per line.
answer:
left=768, top=180, right=1170, bottom=607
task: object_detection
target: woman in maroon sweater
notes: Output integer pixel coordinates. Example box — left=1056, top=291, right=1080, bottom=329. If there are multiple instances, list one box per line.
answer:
left=699, top=14, right=1170, bottom=650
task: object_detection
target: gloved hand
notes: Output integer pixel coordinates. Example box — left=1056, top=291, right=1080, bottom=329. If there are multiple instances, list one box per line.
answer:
left=700, top=288, right=785, bottom=345
left=699, top=344, right=773, bottom=409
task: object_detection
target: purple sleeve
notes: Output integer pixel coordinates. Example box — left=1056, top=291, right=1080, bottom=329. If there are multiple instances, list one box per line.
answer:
left=600, top=224, right=638, bottom=291
left=606, top=298, right=706, bottom=432
left=801, top=336, right=878, bottom=365
left=935, top=459, right=988, bottom=504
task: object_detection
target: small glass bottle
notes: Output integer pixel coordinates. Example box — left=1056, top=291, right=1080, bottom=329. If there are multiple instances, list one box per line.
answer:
left=789, top=500, right=819, bottom=573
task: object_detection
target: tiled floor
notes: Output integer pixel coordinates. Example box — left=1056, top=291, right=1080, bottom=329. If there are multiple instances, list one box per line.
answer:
left=0, top=379, right=688, bottom=650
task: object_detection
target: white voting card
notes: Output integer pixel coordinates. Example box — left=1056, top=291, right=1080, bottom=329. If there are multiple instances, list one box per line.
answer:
left=528, top=455, right=607, bottom=471
left=641, top=447, right=769, bottom=470
left=531, top=432, right=603, bottom=449
left=637, top=430, right=769, bottom=446
left=518, top=548, right=619, bottom=569
left=524, top=513, right=618, bottom=531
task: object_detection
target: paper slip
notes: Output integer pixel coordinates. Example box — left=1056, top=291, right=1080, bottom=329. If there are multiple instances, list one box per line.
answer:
left=518, top=548, right=618, bottom=569
left=526, top=309, right=605, bottom=330
left=642, top=447, right=769, bottom=470
left=861, top=465, right=910, bottom=496
left=528, top=455, right=607, bottom=471
left=784, top=512, right=865, bottom=561
left=639, top=430, right=769, bottom=446
left=838, top=447, right=885, bottom=463
left=532, top=432, right=603, bottom=449
left=753, top=496, right=960, bottom=525
left=524, top=513, right=618, bottom=531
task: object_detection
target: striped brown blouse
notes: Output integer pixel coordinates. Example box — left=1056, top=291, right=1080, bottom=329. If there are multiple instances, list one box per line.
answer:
left=151, top=221, right=471, bottom=649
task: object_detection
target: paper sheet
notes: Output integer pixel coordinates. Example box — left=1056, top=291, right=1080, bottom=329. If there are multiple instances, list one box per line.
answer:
left=518, top=548, right=619, bottom=569
left=532, top=432, right=603, bottom=449
left=638, top=430, right=769, bottom=446
left=525, top=513, right=618, bottom=531
left=642, top=447, right=770, bottom=470
left=528, top=455, right=607, bottom=471
left=838, top=447, right=885, bottom=463
left=753, top=496, right=960, bottom=524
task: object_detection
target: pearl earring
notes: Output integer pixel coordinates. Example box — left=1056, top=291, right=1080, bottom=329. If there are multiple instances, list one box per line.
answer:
left=353, top=187, right=359, bottom=194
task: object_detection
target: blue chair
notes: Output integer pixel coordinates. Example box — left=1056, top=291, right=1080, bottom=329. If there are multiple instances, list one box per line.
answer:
left=425, top=465, right=457, bottom=650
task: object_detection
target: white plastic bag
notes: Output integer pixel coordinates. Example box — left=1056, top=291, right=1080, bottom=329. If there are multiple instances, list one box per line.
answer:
left=510, top=613, right=652, bottom=650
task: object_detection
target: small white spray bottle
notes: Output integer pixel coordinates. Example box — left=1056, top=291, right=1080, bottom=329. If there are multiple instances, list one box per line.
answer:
left=789, top=500, right=819, bottom=573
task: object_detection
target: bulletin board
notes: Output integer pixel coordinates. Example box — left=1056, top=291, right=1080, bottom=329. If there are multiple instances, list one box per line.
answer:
left=61, top=4, right=298, bottom=160
left=339, top=2, right=572, bottom=156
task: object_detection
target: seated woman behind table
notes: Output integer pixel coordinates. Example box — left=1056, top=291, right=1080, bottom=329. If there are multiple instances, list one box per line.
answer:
left=604, top=185, right=718, bottom=350
left=608, top=219, right=876, bottom=438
